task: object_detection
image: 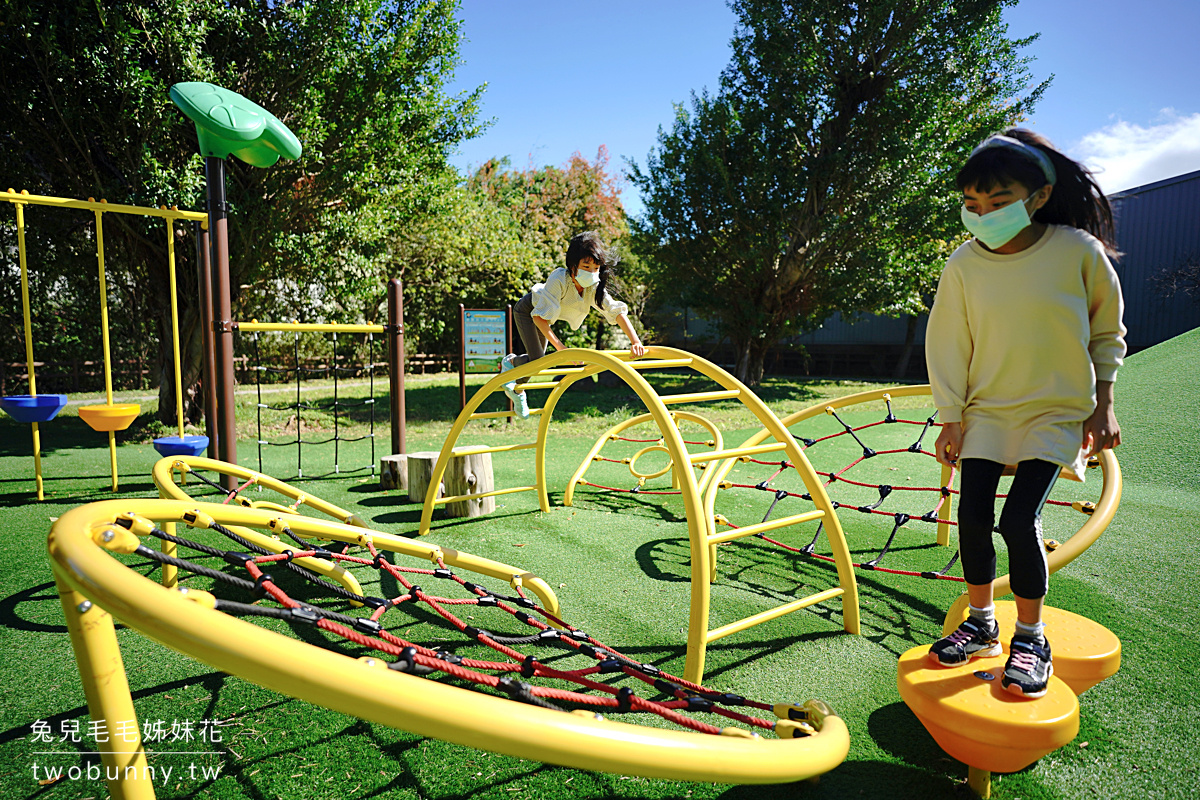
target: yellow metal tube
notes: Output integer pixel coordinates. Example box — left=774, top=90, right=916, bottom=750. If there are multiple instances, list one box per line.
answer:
left=689, top=441, right=789, bottom=464
left=705, top=587, right=846, bottom=644
left=52, top=565, right=153, bottom=800
left=624, top=358, right=695, bottom=369
left=706, top=510, right=826, bottom=545
left=451, top=442, right=539, bottom=456
left=13, top=200, right=48, bottom=501
left=235, top=321, right=386, bottom=334
left=165, top=218, right=185, bottom=438
left=658, top=389, right=742, bottom=405
left=93, top=208, right=120, bottom=491
left=469, top=408, right=544, bottom=420
left=430, top=485, right=537, bottom=506
left=1, top=189, right=207, bottom=222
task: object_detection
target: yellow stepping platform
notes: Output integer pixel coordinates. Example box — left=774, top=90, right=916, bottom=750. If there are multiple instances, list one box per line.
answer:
left=78, top=403, right=141, bottom=432
left=897, top=645, right=1079, bottom=774
left=944, top=602, right=1122, bottom=695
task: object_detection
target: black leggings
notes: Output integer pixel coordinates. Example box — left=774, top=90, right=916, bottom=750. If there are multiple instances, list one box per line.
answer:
left=957, top=458, right=1060, bottom=600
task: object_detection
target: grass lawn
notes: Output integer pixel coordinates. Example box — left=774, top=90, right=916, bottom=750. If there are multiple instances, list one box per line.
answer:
left=1, top=332, right=1197, bottom=799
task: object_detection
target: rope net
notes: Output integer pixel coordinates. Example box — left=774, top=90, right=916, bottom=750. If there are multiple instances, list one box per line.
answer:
left=143, top=463, right=828, bottom=741
left=575, top=395, right=1104, bottom=585
left=239, top=328, right=378, bottom=480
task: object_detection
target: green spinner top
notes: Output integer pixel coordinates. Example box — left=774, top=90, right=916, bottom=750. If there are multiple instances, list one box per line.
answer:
left=169, top=82, right=302, bottom=167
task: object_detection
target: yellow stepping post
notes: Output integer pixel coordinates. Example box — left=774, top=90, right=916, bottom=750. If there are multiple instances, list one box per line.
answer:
left=898, top=647, right=1078, bottom=796
left=900, top=603, right=1121, bottom=797
left=943, top=602, right=1122, bottom=695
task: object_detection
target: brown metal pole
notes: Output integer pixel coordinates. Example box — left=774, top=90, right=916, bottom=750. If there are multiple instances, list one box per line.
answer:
left=459, top=304, right=466, bottom=412
left=195, top=221, right=218, bottom=456
left=206, top=156, right=238, bottom=488
left=387, top=278, right=406, bottom=455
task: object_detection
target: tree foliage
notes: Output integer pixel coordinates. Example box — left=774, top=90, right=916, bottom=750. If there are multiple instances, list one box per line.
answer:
left=0, top=0, right=483, bottom=420
left=630, top=0, right=1048, bottom=384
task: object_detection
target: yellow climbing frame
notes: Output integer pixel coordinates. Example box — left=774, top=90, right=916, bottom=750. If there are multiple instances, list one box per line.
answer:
left=565, top=409, right=725, bottom=501
left=697, top=384, right=1121, bottom=635
left=150, top=455, right=376, bottom=594
left=419, top=346, right=859, bottom=683
left=48, top=497, right=850, bottom=799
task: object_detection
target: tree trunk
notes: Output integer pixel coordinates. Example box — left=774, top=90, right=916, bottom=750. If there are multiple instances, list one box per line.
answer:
left=734, top=338, right=768, bottom=386
left=894, top=314, right=919, bottom=380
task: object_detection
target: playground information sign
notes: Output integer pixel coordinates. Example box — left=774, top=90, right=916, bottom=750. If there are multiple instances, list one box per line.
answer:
left=463, top=309, right=507, bottom=374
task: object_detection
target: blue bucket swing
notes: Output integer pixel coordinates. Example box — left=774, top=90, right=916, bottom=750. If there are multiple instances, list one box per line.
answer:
left=0, top=394, right=68, bottom=424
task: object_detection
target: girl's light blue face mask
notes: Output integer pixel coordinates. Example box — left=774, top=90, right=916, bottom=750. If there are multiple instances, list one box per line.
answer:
left=574, top=268, right=600, bottom=288
left=960, top=194, right=1037, bottom=249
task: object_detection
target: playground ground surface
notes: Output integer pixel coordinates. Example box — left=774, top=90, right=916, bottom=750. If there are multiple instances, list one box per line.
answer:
left=0, top=329, right=1197, bottom=799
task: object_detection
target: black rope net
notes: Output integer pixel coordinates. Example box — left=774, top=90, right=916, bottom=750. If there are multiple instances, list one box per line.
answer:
left=575, top=395, right=1103, bottom=585
left=136, top=466, right=825, bottom=740
left=240, top=329, right=378, bottom=480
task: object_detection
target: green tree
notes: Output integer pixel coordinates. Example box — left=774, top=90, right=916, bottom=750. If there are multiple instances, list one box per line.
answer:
left=0, top=0, right=483, bottom=420
left=630, top=0, right=1047, bottom=384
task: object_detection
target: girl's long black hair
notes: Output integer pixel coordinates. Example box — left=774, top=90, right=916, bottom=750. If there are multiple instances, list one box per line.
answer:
left=565, top=230, right=618, bottom=309
left=956, top=128, right=1118, bottom=256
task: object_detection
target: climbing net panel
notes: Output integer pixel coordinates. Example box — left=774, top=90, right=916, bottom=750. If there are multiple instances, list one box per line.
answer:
left=701, top=385, right=1119, bottom=603
left=48, top=474, right=850, bottom=795
left=236, top=323, right=381, bottom=480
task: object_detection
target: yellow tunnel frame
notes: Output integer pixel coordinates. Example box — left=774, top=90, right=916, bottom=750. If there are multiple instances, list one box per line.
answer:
left=419, top=346, right=860, bottom=683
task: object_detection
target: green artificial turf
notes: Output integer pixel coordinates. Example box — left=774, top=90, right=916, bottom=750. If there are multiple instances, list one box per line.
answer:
left=1, top=332, right=1198, bottom=799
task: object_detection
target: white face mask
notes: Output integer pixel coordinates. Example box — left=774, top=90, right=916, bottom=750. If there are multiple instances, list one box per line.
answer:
left=574, top=268, right=600, bottom=288
left=960, top=194, right=1037, bottom=249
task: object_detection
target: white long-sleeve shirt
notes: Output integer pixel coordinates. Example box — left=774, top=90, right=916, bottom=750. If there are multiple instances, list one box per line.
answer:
left=926, top=225, right=1126, bottom=479
left=530, top=267, right=628, bottom=330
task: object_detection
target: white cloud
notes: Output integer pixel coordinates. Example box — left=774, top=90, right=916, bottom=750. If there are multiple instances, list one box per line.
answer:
left=1072, top=110, right=1200, bottom=195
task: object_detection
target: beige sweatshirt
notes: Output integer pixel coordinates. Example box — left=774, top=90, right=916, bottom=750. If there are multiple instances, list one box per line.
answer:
left=926, top=225, right=1126, bottom=479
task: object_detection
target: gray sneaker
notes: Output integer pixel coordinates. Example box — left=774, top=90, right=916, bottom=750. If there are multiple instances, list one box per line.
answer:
left=928, top=617, right=1001, bottom=666
left=499, top=356, right=529, bottom=418
left=1001, top=635, right=1053, bottom=698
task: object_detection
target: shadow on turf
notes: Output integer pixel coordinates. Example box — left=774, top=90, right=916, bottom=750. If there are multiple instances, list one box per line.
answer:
left=0, top=476, right=160, bottom=508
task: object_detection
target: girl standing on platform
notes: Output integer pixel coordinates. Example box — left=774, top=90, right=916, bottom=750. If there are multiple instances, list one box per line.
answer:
left=501, top=231, right=645, bottom=417
left=925, top=129, right=1126, bottom=698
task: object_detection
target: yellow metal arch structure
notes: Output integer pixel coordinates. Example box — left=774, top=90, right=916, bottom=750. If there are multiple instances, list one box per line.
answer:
left=151, top=455, right=375, bottom=598
left=699, top=385, right=1122, bottom=631
left=420, top=347, right=859, bottom=683
left=48, top=498, right=850, bottom=800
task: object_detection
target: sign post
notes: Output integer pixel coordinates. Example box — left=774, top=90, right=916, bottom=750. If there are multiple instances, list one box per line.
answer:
left=460, top=306, right=511, bottom=415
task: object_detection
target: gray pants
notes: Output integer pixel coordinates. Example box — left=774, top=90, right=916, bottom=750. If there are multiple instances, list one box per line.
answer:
left=511, top=292, right=546, bottom=369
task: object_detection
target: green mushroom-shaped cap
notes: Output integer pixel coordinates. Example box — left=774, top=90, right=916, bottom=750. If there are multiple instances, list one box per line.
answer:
left=170, top=82, right=302, bottom=167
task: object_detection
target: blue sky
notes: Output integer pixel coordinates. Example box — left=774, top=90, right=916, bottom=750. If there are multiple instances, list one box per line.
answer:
left=446, top=0, right=1200, bottom=216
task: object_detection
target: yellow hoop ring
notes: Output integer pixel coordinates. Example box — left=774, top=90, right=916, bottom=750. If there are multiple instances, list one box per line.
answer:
left=629, top=444, right=674, bottom=480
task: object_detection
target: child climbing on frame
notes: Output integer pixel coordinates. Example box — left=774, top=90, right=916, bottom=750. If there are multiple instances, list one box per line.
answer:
left=925, top=129, right=1126, bottom=698
left=501, top=231, right=646, bottom=417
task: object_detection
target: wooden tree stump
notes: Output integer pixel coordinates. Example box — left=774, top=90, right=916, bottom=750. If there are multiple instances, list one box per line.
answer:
left=406, top=451, right=445, bottom=504
left=443, top=450, right=495, bottom=518
left=408, top=450, right=496, bottom=517
left=380, top=454, right=409, bottom=492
